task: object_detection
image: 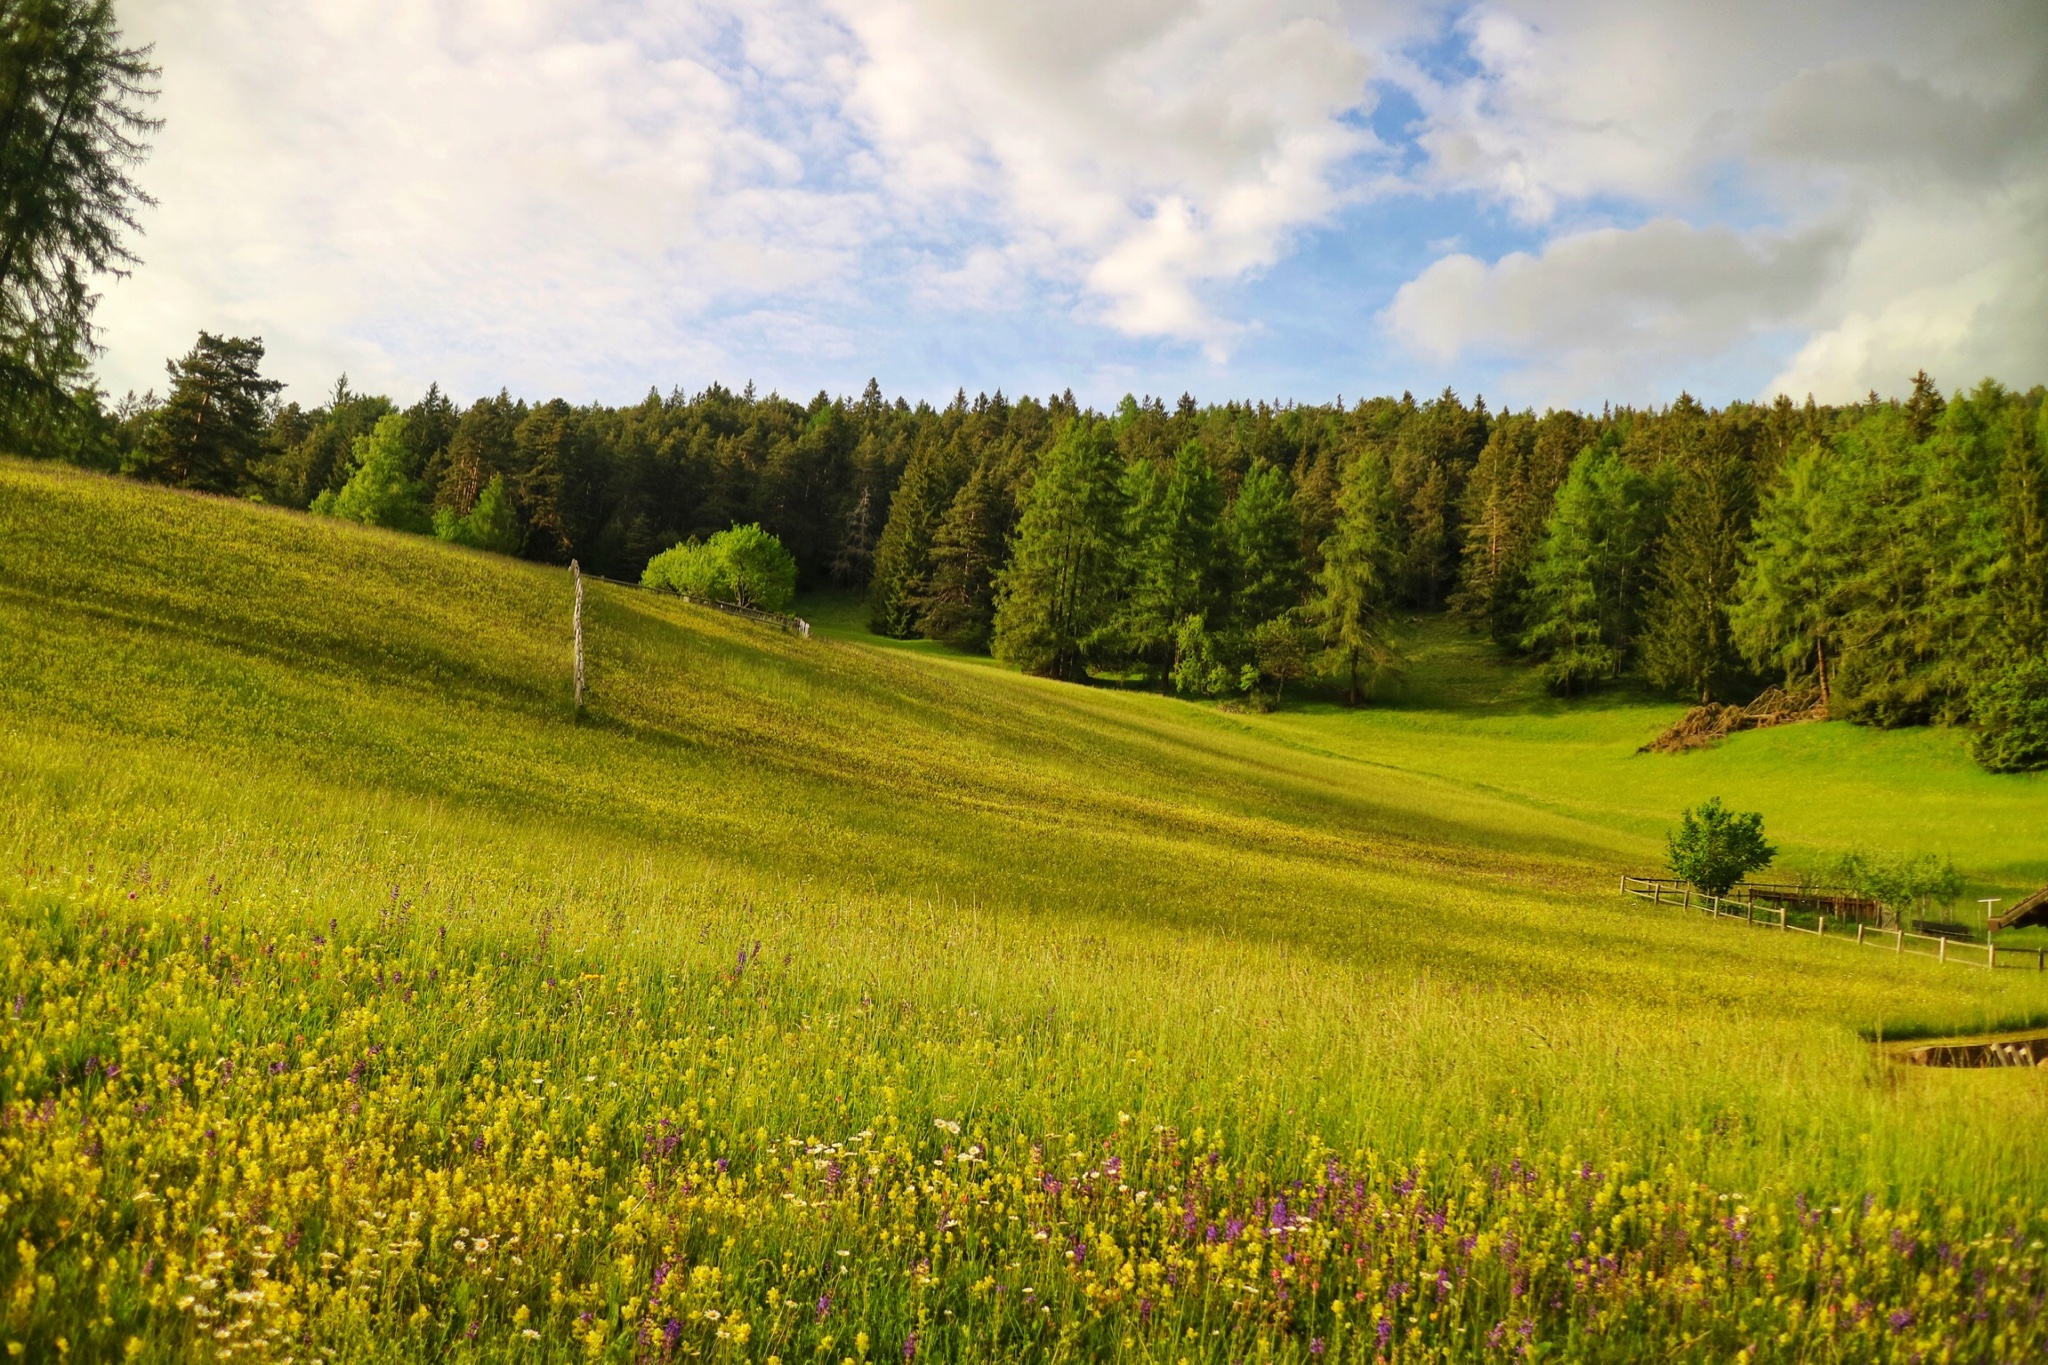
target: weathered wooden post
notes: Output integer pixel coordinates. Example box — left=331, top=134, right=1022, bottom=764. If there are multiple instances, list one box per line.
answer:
left=1938, top=936, right=1946, bottom=965
left=571, top=560, right=585, bottom=714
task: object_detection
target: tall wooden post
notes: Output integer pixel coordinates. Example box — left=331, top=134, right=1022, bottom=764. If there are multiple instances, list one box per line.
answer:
left=571, top=560, right=585, bottom=714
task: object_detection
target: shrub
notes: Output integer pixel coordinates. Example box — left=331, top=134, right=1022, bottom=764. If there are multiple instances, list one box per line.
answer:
left=1665, top=797, right=1775, bottom=896
left=1169, top=614, right=1234, bottom=698
left=643, top=523, right=797, bottom=613
left=1825, top=849, right=1964, bottom=918
left=1970, top=656, right=2048, bottom=773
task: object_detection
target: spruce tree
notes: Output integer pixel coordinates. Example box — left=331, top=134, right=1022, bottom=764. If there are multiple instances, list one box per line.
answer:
left=991, top=418, right=1126, bottom=679
left=914, top=461, right=1009, bottom=649
left=1313, top=449, right=1402, bottom=704
left=1122, top=439, right=1224, bottom=677
left=1225, top=460, right=1303, bottom=627
left=1520, top=443, right=1657, bottom=693
left=1730, top=443, right=1841, bottom=705
left=868, top=433, right=968, bottom=636
left=1642, top=426, right=1756, bottom=702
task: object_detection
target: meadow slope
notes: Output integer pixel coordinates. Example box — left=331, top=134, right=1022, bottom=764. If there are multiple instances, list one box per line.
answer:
left=4, top=459, right=2048, bottom=1362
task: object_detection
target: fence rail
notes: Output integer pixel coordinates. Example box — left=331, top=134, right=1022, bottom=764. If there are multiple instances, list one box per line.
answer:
left=582, top=571, right=812, bottom=638
left=1619, top=875, right=2047, bottom=973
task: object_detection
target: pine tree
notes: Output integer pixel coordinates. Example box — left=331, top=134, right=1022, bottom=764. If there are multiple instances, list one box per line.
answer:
left=1642, top=426, right=1756, bottom=702
left=868, top=432, right=969, bottom=636
left=1903, top=370, right=1945, bottom=442
left=914, top=462, right=1008, bottom=649
left=1730, top=443, right=1840, bottom=705
left=132, top=333, right=282, bottom=492
left=991, top=418, right=1126, bottom=679
left=1313, top=449, right=1402, bottom=705
left=1520, top=443, right=1658, bottom=693
left=1121, top=439, right=1224, bottom=677
left=830, top=487, right=875, bottom=588
left=1991, top=401, right=2048, bottom=657
left=1225, top=460, right=1303, bottom=627
left=313, top=414, right=429, bottom=532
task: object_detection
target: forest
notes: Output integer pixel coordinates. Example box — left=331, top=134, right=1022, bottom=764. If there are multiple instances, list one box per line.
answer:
left=27, top=331, right=2048, bottom=770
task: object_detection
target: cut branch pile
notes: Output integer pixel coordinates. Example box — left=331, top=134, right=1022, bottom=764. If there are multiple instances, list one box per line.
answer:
left=1640, top=686, right=1827, bottom=755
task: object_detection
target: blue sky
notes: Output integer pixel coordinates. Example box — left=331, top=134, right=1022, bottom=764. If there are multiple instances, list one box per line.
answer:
left=98, top=0, right=2047, bottom=414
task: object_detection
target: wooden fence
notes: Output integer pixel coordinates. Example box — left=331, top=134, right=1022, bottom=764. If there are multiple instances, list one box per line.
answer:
left=1619, top=875, right=2048, bottom=973
left=583, top=571, right=812, bottom=638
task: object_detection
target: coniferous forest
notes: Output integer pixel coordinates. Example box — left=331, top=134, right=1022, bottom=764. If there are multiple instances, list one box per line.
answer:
left=25, top=334, right=2046, bottom=770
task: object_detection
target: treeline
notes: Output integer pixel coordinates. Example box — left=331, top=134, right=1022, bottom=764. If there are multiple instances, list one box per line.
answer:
left=39, top=332, right=2048, bottom=768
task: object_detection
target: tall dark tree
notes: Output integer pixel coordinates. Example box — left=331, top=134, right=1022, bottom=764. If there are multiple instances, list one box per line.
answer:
left=1121, top=439, right=1224, bottom=677
left=1641, top=426, right=1757, bottom=702
left=1224, top=459, right=1303, bottom=627
left=991, top=418, right=1126, bottom=680
left=130, top=333, right=281, bottom=492
left=0, top=0, right=158, bottom=449
left=1314, top=449, right=1402, bottom=704
left=914, top=460, right=1009, bottom=649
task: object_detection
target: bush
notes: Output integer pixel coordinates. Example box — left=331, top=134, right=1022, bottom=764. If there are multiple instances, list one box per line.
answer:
left=1665, top=797, right=1775, bottom=897
left=643, top=523, right=797, bottom=614
left=1169, top=615, right=1234, bottom=698
left=1970, top=656, right=2048, bottom=773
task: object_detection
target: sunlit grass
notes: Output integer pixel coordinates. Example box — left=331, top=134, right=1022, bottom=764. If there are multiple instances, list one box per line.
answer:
left=4, top=459, right=2048, bottom=1361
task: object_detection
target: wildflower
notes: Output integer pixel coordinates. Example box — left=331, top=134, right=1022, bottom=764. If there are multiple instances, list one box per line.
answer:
left=901, top=1333, right=917, bottom=1360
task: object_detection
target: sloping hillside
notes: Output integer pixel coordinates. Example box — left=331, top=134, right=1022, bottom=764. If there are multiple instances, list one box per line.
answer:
left=4, top=459, right=2048, bottom=1362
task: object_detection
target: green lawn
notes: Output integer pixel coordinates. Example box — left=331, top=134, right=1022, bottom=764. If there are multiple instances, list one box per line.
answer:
left=4, top=458, right=2047, bottom=1362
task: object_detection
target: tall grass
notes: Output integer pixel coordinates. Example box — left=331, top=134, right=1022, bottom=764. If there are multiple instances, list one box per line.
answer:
left=4, top=460, right=2048, bottom=1360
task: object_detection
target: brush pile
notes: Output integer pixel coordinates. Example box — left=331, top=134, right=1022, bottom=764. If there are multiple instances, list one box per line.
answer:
left=1641, top=686, right=1827, bottom=754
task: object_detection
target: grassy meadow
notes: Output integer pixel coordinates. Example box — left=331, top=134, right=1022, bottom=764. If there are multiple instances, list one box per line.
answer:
left=4, top=457, right=2048, bottom=1362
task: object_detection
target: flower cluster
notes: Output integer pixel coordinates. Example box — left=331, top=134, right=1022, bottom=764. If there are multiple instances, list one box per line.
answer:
left=3, top=877, right=2044, bottom=1362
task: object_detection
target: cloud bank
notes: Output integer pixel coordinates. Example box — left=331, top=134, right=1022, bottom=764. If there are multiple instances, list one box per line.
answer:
left=95, top=0, right=2048, bottom=408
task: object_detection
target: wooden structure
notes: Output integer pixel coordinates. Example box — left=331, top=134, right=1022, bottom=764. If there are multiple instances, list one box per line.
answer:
left=1623, top=877, right=1885, bottom=925
left=1989, top=886, right=2048, bottom=933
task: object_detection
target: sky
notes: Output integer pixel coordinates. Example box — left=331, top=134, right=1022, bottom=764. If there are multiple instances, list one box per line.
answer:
left=92, top=0, right=2048, bottom=414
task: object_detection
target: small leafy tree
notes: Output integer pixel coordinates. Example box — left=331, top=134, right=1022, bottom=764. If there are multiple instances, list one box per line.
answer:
left=1666, top=798, right=1776, bottom=897
left=1247, top=616, right=1311, bottom=705
left=643, top=523, right=798, bottom=614
left=1168, top=614, right=1233, bottom=698
left=1826, top=849, right=1966, bottom=919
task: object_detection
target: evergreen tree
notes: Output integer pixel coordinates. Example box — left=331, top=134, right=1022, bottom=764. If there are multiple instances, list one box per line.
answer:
left=132, top=333, right=282, bottom=492
left=1990, top=401, right=2048, bottom=659
left=1730, top=442, right=1841, bottom=705
left=1313, top=449, right=1402, bottom=705
left=830, top=487, right=875, bottom=588
left=1642, top=426, right=1756, bottom=702
left=868, top=432, right=969, bottom=637
left=433, top=474, right=520, bottom=554
left=312, top=414, right=428, bottom=532
left=0, top=0, right=158, bottom=448
left=914, top=460, right=1008, bottom=650
left=1121, top=439, right=1224, bottom=677
left=1903, top=369, right=1946, bottom=442
left=991, top=418, right=1126, bottom=680
left=1224, top=460, right=1303, bottom=627
left=1520, top=442, right=1659, bottom=693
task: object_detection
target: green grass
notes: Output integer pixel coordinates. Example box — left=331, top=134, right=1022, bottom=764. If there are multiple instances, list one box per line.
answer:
left=4, top=458, right=2048, bottom=1362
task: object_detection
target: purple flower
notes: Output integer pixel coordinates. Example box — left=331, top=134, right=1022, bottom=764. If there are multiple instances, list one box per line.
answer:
left=815, top=1293, right=833, bottom=1322
left=901, top=1333, right=918, bottom=1360
left=1888, top=1308, right=1914, bottom=1333
left=662, top=1318, right=684, bottom=1355
left=1376, top=1318, right=1392, bottom=1347
left=1309, top=1338, right=1325, bottom=1356
left=466, top=1321, right=480, bottom=1340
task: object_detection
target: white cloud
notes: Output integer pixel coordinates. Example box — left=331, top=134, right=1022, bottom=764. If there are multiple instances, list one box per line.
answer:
left=1386, top=219, right=1847, bottom=396
left=1379, top=0, right=2048, bottom=403
left=829, top=0, right=1379, bottom=357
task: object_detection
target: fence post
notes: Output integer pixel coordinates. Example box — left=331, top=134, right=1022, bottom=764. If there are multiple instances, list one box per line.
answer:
left=1939, top=937, right=1946, bottom=964
left=1819, top=914, right=1826, bottom=938
left=1895, top=929, right=1903, bottom=955
left=571, top=560, right=585, bottom=714
left=1779, top=907, right=1787, bottom=931
left=1856, top=923, right=1865, bottom=946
